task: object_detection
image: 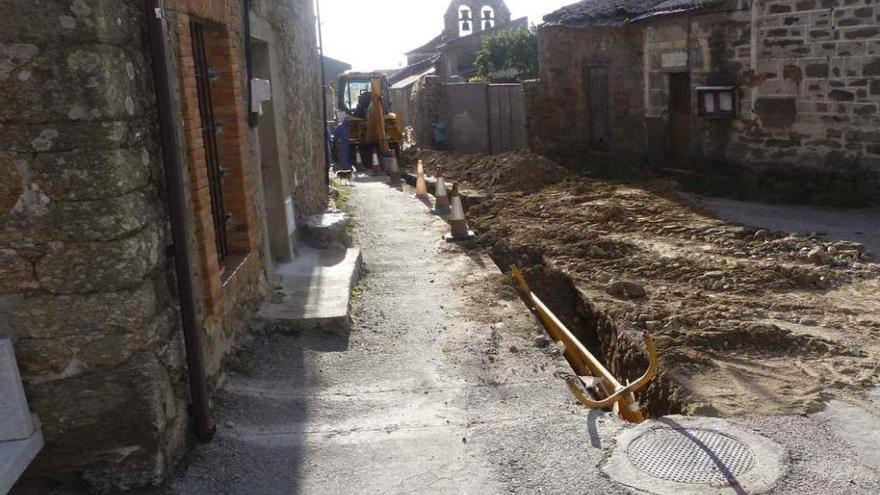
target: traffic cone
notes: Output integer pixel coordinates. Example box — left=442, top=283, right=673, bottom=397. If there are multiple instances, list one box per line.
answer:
left=415, top=160, right=429, bottom=199
left=387, top=149, right=401, bottom=183
left=444, top=183, right=475, bottom=242
left=371, top=151, right=382, bottom=175
left=432, top=166, right=450, bottom=214
left=355, top=147, right=363, bottom=170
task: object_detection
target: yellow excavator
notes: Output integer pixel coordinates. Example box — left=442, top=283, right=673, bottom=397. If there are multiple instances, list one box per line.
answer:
left=336, top=72, right=402, bottom=165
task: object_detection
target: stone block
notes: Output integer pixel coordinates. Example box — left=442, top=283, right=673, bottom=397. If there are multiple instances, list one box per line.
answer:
left=0, top=190, right=161, bottom=245
left=0, top=147, right=154, bottom=202
left=8, top=282, right=158, bottom=341
left=14, top=309, right=171, bottom=379
left=0, top=45, right=150, bottom=123
left=0, top=249, right=38, bottom=293
left=0, top=0, right=141, bottom=45
left=755, top=97, right=798, bottom=128
left=26, top=351, right=182, bottom=491
left=0, top=120, right=150, bottom=154
left=0, top=339, right=34, bottom=441
left=304, top=212, right=352, bottom=248
left=35, top=226, right=164, bottom=294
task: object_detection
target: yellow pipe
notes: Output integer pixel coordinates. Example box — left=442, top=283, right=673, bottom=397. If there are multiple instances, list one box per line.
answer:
left=511, top=267, right=657, bottom=423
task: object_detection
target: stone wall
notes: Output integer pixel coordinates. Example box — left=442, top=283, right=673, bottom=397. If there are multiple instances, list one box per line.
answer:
left=529, top=24, right=647, bottom=171
left=253, top=0, right=327, bottom=221
left=529, top=1, right=880, bottom=192
left=0, top=0, right=188, bottom=490
left=0, top=0, right=329, bottom=490
left=410, top=75, right=446, bottom=148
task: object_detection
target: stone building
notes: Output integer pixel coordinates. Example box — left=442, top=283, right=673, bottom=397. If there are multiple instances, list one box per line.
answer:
left=0, top=0, right=325, bottom=491
left=528, top=0, right=880, bottom=195
left=397, top=0, right=527, bottom=82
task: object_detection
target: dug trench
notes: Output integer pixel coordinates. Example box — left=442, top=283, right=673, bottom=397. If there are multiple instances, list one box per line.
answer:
left=401, top=149, right=880, bottom=419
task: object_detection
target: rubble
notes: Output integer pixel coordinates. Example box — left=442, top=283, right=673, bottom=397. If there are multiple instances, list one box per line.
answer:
left=419, top=151, right=880, bottom=417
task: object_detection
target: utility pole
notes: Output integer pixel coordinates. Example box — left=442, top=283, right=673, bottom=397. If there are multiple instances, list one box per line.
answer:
left=316, top=0, right=331, bottom=188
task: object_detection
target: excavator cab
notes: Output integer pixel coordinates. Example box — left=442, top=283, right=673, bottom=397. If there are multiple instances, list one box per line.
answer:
left=336, top=72, right=402, bottom=164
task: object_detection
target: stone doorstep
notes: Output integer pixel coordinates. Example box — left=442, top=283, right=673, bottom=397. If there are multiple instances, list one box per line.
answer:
left=303, top=213, right=353, bottom=249
left=0, top=420, right=43, bottom=495
left=259, top=247, right=362, bottom=331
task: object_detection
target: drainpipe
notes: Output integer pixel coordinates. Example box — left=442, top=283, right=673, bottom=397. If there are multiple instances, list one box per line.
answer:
left=244, top=0, right=257, bottom=129
left=145, top=0, right=215, bottom=443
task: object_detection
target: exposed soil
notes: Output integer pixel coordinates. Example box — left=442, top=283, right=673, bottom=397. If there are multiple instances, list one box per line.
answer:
left=408, top=150, right=880, bottom=418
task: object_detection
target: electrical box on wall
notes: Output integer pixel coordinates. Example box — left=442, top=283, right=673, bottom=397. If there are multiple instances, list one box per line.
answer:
left=250, top=78, right=271, bottom=115
left=696, top=86, right=738, bottom=119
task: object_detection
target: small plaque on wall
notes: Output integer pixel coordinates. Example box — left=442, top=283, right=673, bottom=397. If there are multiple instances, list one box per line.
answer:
left=661, top=51, right=688, bottom=68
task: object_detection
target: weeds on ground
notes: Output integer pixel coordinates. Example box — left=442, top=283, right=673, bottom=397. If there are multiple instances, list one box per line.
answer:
left=228, top=357, right=255, bottom=375
left=350, top=283, right=365, bottom=302
left=279, top=321, right=305, bottom=336
left=331, top=178, right=352, bottom=213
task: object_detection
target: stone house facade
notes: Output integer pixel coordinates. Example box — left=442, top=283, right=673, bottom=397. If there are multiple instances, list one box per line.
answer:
left=528, top=0, right=880, bottom=195
left=0, top=0, right=325, bottom=491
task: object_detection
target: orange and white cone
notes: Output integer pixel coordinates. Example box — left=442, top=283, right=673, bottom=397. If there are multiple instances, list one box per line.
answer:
left=387, top=150, right=401, bottom=183
left=415, top=160, right=429, bottom=199
left=371, top=151, right=382, bottom=175
left=432, top=166, right=450, bottom=213
left=444, top=183, right=475, bottom=242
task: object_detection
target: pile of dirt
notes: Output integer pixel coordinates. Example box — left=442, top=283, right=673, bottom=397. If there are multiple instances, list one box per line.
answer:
left=420, top=150, right=880, bottom=418
left=411, top=149, right=570, bottom=194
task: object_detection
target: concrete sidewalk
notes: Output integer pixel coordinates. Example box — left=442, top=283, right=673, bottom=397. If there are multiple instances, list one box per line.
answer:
left=161, top=175, right=621, bottom=494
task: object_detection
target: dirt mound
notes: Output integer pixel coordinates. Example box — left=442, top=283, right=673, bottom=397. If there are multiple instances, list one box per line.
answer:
left=412, top=149, right=569, bottom=194
left=419, top=151, right=880, bottom=417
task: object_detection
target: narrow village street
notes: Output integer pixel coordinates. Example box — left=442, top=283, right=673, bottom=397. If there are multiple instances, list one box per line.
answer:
left=155, top=175, right=880, bottom=495
left=161, top=176, right=620, bottom=494
left=5, top=0, right=880, bottom=493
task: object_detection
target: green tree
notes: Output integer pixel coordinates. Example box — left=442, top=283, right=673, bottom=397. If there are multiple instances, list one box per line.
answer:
left=474, top=26, right=538, bottom=83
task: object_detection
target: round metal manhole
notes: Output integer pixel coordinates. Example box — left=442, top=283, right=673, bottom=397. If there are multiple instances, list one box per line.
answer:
left=626, top=428, right=756, bottom=485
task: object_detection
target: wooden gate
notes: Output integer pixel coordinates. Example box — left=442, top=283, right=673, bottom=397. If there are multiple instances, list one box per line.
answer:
left=443, top=82, right=526, bottom=155
left=487, top=84, right=526, bottom=154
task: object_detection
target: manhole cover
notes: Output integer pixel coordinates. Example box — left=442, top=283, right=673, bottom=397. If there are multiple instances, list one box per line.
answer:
left=604, top=416, right=787, bottom=495
left=627, top=428, right=756, bottom=484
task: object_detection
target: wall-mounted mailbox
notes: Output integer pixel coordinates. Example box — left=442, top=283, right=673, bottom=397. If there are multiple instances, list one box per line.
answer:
left=696, top=86, right=738, bottom=119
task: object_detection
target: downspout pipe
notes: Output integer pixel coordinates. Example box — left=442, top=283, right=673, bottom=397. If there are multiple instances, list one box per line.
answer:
left=145, top=0, right=215, bottom=443
left=244, top=0, right=257, bottom=129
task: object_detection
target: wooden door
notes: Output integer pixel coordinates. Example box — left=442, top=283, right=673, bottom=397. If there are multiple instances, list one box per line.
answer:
left=669, top=73, right=691, bottom=167
left=587, top=67, right=611, bottom=150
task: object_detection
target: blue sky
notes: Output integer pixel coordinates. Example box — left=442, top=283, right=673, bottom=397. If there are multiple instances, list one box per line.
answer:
left=319, top=0, right=576, bottom=70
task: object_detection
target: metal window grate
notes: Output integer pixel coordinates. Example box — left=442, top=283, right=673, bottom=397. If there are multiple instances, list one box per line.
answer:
left=191, top=22, right=228, bottom=261
left=626, top=428, right=756, bottom=485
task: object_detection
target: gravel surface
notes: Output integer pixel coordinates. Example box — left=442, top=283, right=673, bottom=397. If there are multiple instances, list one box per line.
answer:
left=152, top=174, right=880, bottom=495
left=698, top=197, right=880, bottom=256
